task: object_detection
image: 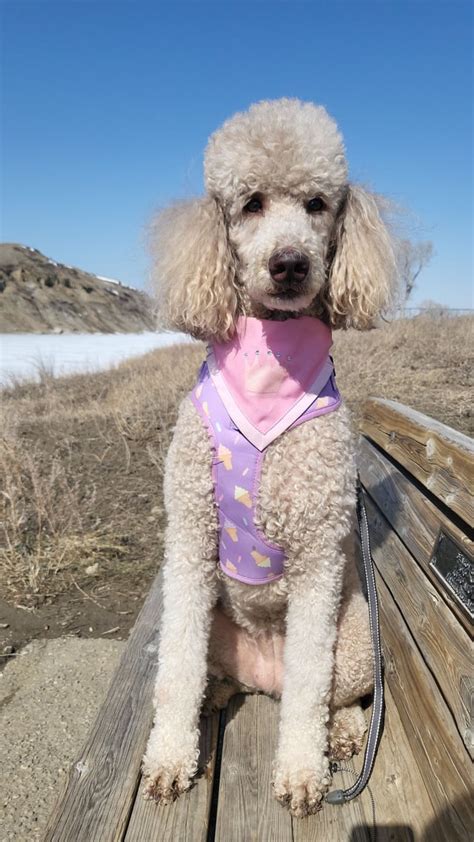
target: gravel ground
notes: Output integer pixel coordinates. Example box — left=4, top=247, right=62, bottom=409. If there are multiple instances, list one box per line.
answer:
left=0, top=638, right=125, bottom=842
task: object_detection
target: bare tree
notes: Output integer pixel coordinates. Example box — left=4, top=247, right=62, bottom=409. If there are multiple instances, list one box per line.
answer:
left=418, top=298, right=448, bottom=316
left=396, top=239, right=434, bottom=299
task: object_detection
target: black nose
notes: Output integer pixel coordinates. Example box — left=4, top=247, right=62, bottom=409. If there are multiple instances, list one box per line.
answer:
left=268, top=248, right=310, bottom=284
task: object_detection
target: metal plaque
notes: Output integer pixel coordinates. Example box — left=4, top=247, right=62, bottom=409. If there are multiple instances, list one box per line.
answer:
left=430, top=529, right=473, bottom=622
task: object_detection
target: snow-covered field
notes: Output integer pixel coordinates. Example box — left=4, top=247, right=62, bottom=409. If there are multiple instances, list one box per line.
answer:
left=0, top=331, right=192, bottom=386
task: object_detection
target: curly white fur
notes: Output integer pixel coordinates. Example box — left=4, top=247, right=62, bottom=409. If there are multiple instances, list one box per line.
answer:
left=143, top=98, right=395, bottom=816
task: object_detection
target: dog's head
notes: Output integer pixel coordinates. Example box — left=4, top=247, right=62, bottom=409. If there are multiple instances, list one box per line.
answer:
left=150, top=98, right=397, bottom=340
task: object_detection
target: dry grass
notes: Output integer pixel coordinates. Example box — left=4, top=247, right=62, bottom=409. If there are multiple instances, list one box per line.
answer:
left=333, top=314, right=473, bottom=432
left=0, top=316, right=472, bottom=607
left=0, top=433, right=130, bottom=598
left=0, top=344, right=204, bottom=605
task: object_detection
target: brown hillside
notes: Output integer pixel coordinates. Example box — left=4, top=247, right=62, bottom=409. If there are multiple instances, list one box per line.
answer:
left=0, top=243, right=155, bottom=333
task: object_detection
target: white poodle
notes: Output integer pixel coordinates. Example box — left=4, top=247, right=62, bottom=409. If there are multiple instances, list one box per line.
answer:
left=142, top=98, right=396, bottom=817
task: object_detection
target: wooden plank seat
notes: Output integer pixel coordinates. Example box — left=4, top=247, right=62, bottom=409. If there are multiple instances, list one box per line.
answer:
left=44, top=399, right=473, bottom=842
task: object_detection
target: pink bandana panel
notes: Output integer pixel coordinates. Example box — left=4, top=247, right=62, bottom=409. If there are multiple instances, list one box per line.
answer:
left=210, top=315, right=334, bottom=450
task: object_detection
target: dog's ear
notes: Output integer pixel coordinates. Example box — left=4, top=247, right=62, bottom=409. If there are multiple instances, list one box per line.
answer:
left=149, top=197, right=239, bottom=340
left=326, top=185, right=397, bottom=329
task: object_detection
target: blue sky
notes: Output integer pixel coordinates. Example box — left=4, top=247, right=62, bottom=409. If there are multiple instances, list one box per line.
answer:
left=2, top=0, right=472, bottom=308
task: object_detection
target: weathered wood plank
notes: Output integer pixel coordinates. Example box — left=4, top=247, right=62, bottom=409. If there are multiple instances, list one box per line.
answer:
left=360, top=398, right=473, bottom=524
left=375, top=572, right=472, bottom=840
left=43, top=572, right=164, bottom=842
left=124, top=712, right=219, bottom=842
left=361, top=490, right=473, bottom=756
left=358, top=437, right=473, bottom=634
left=351, top=684, right=437, bottom=841
left=214, top=694, right=294, bottom=842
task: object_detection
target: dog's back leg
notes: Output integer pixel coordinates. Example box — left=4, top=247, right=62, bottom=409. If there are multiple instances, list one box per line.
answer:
left=328, top=702, right=367, bottom=760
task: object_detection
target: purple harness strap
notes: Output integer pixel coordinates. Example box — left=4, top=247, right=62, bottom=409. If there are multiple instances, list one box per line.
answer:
left=190, top=359, right=341, bottom=585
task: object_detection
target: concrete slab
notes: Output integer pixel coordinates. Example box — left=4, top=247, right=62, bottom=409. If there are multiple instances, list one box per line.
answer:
left=0, top=637, right=125, bottom=842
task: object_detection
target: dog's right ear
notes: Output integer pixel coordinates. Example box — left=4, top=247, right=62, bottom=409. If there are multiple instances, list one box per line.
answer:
left=148, top=197, right=239, bottom=341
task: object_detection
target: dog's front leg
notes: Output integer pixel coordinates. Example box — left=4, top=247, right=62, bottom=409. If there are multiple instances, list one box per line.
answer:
left=143, top=400, right=218, bottom=803
left=273, top=550, right=344, bottom=817
left=142, top=550, right=217, bottom=802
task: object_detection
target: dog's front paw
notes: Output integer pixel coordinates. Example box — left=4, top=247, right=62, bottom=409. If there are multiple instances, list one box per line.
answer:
left=142, top=727, right=199, bottom=804
left=143, top=760, right=195, bottom=804
left=272, top=758, right=331, bottom=817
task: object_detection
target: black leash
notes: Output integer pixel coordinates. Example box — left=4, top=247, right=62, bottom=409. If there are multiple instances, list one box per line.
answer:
left=326, top=476, right=385, bottom=805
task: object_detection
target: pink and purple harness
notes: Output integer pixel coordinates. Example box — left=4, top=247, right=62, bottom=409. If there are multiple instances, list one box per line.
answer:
left=190, top=316, right=341, bottom=585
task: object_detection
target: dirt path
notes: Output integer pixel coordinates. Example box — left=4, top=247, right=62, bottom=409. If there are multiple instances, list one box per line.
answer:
left=0, top=637, right=125, bottom=842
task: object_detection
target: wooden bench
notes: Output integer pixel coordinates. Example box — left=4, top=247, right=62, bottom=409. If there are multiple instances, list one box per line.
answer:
left=44, top=399, right=473, bottom=842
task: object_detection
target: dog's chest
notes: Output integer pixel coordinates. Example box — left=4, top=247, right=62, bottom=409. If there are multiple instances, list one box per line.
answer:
left=257, top=411, right=352, bottom=551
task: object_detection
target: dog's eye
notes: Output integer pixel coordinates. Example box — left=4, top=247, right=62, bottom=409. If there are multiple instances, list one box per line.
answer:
left=243, top=195, right=263, bottom=214
left=306, top=196, right=326, bottom=213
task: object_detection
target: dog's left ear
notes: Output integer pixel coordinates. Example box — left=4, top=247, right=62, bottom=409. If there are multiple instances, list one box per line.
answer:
left=327, top=186, right=397, bottom=329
